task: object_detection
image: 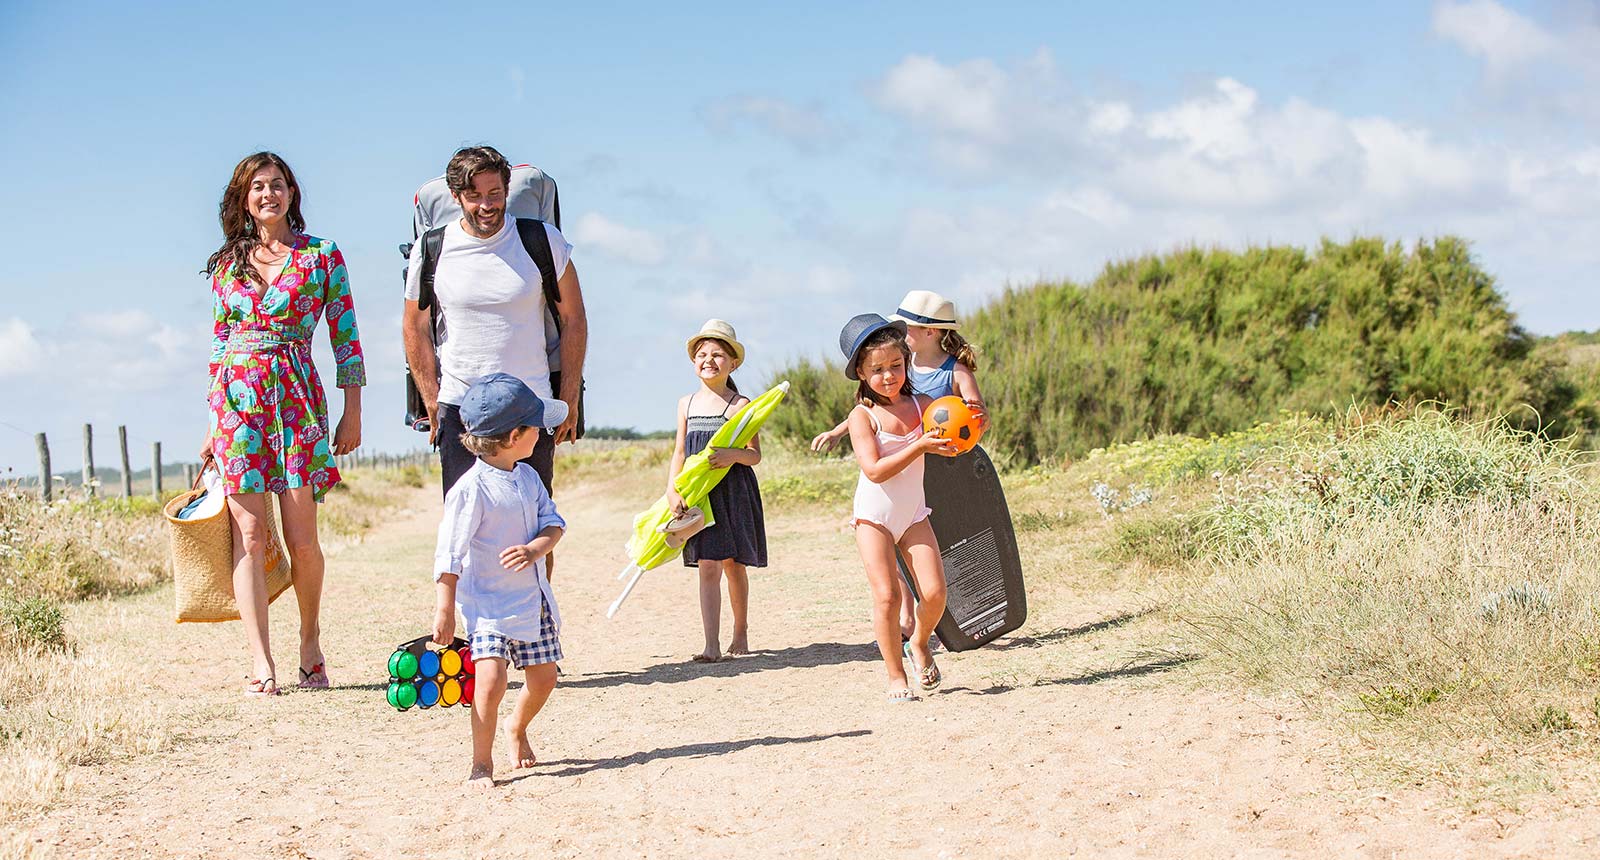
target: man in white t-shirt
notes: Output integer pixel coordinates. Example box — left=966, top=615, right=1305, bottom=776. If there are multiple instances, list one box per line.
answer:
left=402, top=145, right=588, bottom=501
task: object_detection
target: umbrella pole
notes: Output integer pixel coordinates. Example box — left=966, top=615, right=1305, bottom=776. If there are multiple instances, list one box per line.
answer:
left=607, top=564, right=647, bottom=618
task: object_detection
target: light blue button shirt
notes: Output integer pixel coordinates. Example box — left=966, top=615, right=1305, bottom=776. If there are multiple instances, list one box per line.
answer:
left=434, top=460, right=565, bottom=641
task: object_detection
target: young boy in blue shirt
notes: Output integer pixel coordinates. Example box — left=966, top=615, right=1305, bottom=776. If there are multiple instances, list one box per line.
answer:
left=431, top=372, right=568, bottom=788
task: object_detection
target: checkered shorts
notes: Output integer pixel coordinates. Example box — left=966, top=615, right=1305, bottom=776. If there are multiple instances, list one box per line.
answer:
left=469, top=603, right=562, bottom=669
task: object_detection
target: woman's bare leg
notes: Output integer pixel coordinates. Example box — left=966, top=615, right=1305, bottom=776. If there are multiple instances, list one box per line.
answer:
left=278, top=487, right=326, bottom=679
left=226, top=493, right=275, bottom=689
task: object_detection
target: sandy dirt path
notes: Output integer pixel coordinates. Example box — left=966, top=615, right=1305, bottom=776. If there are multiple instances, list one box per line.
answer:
left=18, top=474, right=1600, bottom=859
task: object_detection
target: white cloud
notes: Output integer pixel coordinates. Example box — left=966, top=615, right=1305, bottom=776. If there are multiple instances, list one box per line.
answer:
left=0, top=317, right=44, bottom=377
left=570, top=213, right=668, bottom=266
left=842, top=51, right=1600, bottom=334
left=701, top=95, right=843, bottom=152
left=1432, top=1, right=1600, bottom=125
left=1432, top=0, right=1559, bottom=78
left=872, top=55, right=1009, bottom=141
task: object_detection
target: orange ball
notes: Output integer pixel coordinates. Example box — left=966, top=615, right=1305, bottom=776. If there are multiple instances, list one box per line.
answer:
left=922, top=395, right=983, bottom=455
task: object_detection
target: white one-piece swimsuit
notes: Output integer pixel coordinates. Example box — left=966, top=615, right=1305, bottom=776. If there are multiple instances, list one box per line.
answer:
left=851, top=398, right=933, bottom=542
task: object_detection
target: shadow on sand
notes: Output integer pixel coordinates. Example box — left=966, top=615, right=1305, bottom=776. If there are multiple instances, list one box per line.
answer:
left=984, top=608, right=1156, bottom=652
left=558, top=641, right=881, bottom=690
left=500, top=729, right=873, bottom=781
left=945, top=652, right=1198, bottom=696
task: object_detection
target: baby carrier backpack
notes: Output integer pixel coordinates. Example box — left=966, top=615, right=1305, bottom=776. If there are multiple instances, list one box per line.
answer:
left=400, top=163, right=582, bottom=437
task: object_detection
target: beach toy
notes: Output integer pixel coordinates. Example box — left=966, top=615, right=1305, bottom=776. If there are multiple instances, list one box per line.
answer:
left=923, top=395, right=984, bottom=456
left=384, top=635, right=475, bottom=711
left=609, top=381, right=790, bottom=617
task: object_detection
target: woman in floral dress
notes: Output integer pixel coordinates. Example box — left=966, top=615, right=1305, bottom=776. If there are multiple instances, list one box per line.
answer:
left=202, top=152, right=365, bottom=697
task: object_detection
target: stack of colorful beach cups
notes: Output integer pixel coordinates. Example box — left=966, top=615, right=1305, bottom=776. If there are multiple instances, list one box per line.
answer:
left=386, top=636, right=475, bottom=710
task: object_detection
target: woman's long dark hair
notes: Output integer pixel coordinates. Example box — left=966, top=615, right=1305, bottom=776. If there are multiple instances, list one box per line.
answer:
left=203, top=152, right=305, bottom=284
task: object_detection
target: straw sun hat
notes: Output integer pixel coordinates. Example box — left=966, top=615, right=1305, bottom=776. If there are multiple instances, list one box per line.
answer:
left=686, top=319, right=745, bottom=365
left=888, top=290, right=960, bottom=330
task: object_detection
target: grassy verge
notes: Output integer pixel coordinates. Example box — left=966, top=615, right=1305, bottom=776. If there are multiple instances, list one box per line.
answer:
left=1079, top=407, right=1600, bottom=803
left=0, top=464, right=435, bottom=820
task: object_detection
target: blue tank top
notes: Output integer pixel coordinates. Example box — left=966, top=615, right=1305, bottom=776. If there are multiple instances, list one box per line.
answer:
left=908, top=354, right=958, bottom=399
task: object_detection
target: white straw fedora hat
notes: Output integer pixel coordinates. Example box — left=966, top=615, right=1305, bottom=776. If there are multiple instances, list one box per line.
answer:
left=686, top=319, right=746, bottom=365
left=888, top=290, right=959, bottom=329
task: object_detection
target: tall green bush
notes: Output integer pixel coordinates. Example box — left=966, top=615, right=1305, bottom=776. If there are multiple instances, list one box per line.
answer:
left=767, top=237, right=1586, bottom=465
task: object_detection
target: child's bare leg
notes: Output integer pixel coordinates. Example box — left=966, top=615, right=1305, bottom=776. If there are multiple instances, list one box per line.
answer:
left=469, top=657, right=508, bottom=787
left=724, top=561, right=750, bottom=655
left=900, top=522, right=948, bottom=679
left=695, top=560, right=723, bottom=662
left=506, top=662, right=558, bottom=769
left=898, top=584, right=916, bottom=641
left=855, top=523, right=910, bottom=691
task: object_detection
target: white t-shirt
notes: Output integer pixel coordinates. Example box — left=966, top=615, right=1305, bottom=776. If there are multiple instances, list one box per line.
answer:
left=404, top=219, right=573, bottom=406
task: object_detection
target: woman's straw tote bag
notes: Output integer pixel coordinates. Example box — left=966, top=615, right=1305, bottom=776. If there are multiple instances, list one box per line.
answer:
left=164, top=472, right=293, bottom=623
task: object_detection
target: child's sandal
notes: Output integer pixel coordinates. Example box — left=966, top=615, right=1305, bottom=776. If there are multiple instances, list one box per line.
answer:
left=912, top=657, right=942, bottom=692
left=885, top=687, right=916, bottom=703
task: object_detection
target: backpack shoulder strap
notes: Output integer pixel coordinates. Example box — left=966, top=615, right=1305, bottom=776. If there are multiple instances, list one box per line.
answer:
left=418, top=226, right=446, bottom=345
left=417, top=226, right=446, bottom=312
left=515, top=218, right=562, bottom=333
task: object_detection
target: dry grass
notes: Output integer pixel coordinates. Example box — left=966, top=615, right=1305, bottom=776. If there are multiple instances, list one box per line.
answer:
left=1077, top=408, right=1600, bottom=804
left=0, top=464, right=435, bottom=823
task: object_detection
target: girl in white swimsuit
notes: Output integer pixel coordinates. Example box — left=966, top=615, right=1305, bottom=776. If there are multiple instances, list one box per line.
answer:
left=839, top=313, right=956, bottom=702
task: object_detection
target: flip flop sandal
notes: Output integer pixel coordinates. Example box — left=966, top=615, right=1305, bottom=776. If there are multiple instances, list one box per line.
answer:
left=244, top=676, right=279, bottom=697
left=297, top=663, right=329, bottom=690
left=912, top=656, right=942, bottom=692
left=885, top=687, right=916, bottom=703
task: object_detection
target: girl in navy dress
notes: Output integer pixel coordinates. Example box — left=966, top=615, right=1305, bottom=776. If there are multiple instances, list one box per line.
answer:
left=667, top=320, right=767, bottom=662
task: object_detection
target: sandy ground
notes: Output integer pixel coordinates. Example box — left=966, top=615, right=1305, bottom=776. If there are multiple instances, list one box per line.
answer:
left=15, top=474, right=1600, bottom=859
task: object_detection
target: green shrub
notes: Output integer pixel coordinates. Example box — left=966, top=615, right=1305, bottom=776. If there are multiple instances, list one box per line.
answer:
left=767, top=237, right=1590, bottom=466
left=0, top=595, right=67, bottom=652
left=1203, top=408, right=1580, bottom=550
left=760, top=356, right=859, bottom=456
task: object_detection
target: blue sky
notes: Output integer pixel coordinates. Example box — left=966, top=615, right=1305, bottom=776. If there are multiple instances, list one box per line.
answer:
left=3, top=1, right=1598, bottom=477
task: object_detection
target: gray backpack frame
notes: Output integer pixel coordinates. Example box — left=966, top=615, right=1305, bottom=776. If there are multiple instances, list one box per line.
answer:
left=400, top=164, right=582, bottom=437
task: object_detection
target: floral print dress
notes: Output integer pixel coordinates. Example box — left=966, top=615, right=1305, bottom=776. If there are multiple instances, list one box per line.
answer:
left=208, top=234, right=365, bottom=501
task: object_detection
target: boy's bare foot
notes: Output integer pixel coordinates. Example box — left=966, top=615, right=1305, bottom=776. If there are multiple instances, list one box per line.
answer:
left=692, top=650, right=723, bottom=663
left=727, top=631, right=749, bottom=656
left=466, top=762, right=495, bottom=789
left=507, top=729, right=537, bottom=770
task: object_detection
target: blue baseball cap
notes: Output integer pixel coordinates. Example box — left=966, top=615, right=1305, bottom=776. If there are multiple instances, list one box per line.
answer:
left=459, top=372, right=569, bottom=436
left=838, top=313, right=907, bottom=380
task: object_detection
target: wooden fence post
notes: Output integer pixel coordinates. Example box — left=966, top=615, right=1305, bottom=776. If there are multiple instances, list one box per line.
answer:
left=36, top=433, right=51, bottom=503
left=119, top=426, right=133, bottom=498
left=183, top=463, right=195, bottom=488
left=83, top=424, right=96, bottom=499
left=151, top=442, right=162, bottom=499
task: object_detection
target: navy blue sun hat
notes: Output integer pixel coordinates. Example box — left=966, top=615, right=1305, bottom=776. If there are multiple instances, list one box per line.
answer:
left=838, top=313, right=908, bottom=380
left=460, top=372, right=570, bottom=436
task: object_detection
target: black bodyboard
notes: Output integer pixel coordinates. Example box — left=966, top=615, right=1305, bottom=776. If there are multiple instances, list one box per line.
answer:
left=896, top=445, right=1027, bottom=651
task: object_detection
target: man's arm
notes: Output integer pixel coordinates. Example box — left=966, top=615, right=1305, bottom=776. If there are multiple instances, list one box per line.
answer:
left=402, top=298, right=442, bottom=443
left=553, top=261, right=587, bottom=444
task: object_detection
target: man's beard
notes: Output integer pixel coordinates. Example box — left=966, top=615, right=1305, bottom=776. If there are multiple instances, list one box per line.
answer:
left=471, top=208, right=504, bottom=234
